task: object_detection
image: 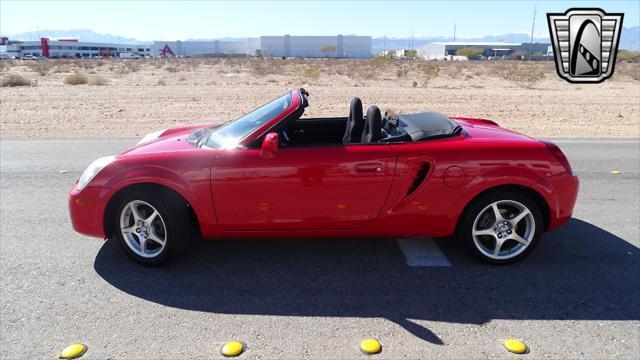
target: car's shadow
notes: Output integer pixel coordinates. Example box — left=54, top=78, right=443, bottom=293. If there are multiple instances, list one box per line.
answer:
left=94, top=218, right=639, bottom=345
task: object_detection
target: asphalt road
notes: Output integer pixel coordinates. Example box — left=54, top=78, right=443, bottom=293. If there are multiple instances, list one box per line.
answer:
left=1, top=139, right=639, bottom=359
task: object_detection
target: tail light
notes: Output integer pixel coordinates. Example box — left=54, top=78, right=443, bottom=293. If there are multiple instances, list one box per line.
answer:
left=542, top=141, right=573, bottom=175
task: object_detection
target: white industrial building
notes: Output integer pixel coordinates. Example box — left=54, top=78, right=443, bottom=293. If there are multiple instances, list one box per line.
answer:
left=149, top=38, right=260, bottom=57
left=0, top=38, right=151, bottom=59
left=260, top=35, right=371, bottom=58
left=1, top=34, right=372, bottom=59
left=418, top=42, right=552, bottom=60
left=151, top=35, right=371, bottom=58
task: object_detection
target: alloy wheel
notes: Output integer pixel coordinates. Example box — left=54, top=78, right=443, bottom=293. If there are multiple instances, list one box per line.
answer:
left=119, top=200, right=167, bottom=258
left=471, top=199, right=535, bottom=261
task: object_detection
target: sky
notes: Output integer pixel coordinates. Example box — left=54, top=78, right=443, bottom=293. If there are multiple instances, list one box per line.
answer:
left=1, top=0, right=638, bottom=41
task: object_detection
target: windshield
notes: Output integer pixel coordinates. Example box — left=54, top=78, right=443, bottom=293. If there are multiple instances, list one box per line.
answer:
left=203, top=93, right=292, bottom=149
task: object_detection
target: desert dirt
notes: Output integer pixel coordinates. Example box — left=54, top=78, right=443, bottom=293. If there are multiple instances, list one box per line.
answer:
left=0, top=58, right=639, bottom=139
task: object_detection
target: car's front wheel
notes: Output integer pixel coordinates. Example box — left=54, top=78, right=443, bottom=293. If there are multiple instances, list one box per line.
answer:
left=112, top=190, right=191, bottom=266
left=458, top=191, right=543, bottom=264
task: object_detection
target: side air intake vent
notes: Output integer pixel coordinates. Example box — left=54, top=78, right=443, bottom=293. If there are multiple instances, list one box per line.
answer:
left=406, top=163, right=430, bottom=196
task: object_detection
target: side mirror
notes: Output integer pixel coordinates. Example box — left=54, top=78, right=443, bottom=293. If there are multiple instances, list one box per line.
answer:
left=260, top=132, right=279, bottom=159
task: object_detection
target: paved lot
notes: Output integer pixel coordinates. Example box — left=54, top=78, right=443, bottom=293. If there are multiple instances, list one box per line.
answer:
left=1, top=139, right=639, bottom=359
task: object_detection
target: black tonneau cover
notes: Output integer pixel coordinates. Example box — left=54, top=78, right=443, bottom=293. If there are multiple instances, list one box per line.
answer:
left=398, top=111, right=459, bottom=141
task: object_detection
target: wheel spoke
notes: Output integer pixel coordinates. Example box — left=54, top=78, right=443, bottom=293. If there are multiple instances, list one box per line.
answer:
left=511, top=208, right=531, bottom=225
left=122, top=225, right=136, bottom=234
left=510, top=233, right=529, bottom=246
left=148, top=228, right=166, bottom=245
left=491, top=203, right=503, bottom=223
left=139, top=237, right=147, bottom=254
left=146, top=210, right=159, bottom=223
left=129, top=203, right=144, bottom=222
left=473, top=228, right=495, bottom=237
left=493, top=238, right=504, bottom=256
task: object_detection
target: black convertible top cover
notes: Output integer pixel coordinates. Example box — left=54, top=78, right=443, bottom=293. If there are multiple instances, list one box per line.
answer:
left=398, top=111, right=460, bottom=141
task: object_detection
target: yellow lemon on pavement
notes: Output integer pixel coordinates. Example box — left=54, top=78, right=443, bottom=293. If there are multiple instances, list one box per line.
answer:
left=59, top=343, right=87, bottom=359
left=504, top=339, right=528, bottom=354
left=220, top=341, right=244, bottom=357
left=360, top=339, right=382, bottom=355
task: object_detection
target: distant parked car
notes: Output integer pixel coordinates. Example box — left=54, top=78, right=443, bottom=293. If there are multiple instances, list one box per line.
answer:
left=119, top=52, right=140, bottom=59
left=69, top=88, right=579, bottom=266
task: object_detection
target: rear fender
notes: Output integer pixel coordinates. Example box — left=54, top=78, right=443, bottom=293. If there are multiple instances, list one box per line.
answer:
left=454, top=166, right=555, bottom=227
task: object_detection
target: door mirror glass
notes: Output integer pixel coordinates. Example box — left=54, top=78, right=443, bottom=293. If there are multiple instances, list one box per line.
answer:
left=260, top=132, right=279, bottom=159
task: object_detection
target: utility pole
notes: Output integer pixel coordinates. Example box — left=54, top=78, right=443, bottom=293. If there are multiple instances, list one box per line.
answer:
left=383, top=34, right=387, bottom=55
left=528, top=5, right=537, bottom=61
left=453, top=22, right=456, bottom=42
left=410, top=28, right=414, bottom=51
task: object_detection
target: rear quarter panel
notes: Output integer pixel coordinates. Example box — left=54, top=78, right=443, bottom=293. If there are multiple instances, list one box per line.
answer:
left=350, top=132, right=558, bottom=238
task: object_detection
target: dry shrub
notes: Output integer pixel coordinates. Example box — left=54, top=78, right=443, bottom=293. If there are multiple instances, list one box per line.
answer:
left=396, top=67, right=409, bottom=78
left=614, top=62, right=640, bottom=81
left=504, top=65, right=544, bottom=88
left=88, top=75, right=109, bottom=86
left=28, top=62, right=53, bottom=76
left=0, top=73, right=32, bottom=87
left=63, top=72, right=88, bottom=85
left=114, top=65, right=130, bottom=75
left=442, top=62, right=465, bottom=79
left=617, top=50, right=640, bottom=63
left=250, top=59, right=283, bottom=77
left=416, top=62, right=440, bottom=86
left=300, top=66, right=321, bottom=81
left=69, top=59, right=96, bottom=70
left=124, top=61, right=140, bottom=72
left=346, top=59, right=387, bottom=84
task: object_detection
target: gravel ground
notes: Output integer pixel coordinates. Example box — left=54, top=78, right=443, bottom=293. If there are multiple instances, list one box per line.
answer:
left=1, top=59, right=639, bottom=139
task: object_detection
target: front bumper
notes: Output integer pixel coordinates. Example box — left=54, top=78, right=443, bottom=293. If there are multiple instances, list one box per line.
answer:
left=546, top=172, right=580, bottom=230
left=68, top=185, right=108, bottom=238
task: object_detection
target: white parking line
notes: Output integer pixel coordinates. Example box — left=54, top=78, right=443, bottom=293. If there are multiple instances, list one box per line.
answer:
left=396, top=238, right=452, bottom=267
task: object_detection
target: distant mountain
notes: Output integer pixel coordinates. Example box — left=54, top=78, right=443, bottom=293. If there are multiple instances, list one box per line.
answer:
left=5, top=29, right=146, bottom=44
left=620, top=26, right=640, bottom=51
left=5, top=26, right=639, bottom=51
left=371, top=34, right=549, bottom=54
left=373, top=26, right=640, bottom=53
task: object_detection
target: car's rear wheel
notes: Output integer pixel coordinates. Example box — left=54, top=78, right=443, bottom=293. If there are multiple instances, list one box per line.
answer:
left=458, top=191, right=543, bottom=264
left=112, top=190, right=191, bottom=266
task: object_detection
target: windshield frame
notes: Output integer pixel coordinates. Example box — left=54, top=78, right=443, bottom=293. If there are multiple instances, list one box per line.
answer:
left=201, top=90, right=302, bottom=150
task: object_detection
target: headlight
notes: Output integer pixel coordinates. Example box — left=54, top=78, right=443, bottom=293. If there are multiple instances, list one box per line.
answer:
left=137, top=129, right=166, bottom=145
left=77, top=156, right=115, bottom=191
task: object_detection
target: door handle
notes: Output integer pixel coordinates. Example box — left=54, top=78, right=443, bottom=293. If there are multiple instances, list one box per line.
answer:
left=356, top=163, right=384, bottom=173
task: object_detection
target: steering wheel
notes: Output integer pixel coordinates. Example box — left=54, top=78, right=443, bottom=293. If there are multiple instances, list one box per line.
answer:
left=279, top=128, right=292, bottom=146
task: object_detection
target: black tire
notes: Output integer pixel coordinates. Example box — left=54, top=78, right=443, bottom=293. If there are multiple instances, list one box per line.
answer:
left=457, top=191, right=543, bottom=265
left=111, top=189, right=193, bottom=266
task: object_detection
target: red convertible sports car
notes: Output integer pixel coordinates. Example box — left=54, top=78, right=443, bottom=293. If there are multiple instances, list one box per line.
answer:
left=69, top=88, right=578, bottom=265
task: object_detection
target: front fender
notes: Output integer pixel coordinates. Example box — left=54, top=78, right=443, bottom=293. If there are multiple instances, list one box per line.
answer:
left=95, top=162, right=221, bottom=238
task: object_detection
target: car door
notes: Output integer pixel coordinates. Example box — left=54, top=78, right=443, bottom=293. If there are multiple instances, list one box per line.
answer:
left=211, top=144, right=396, bottom=230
